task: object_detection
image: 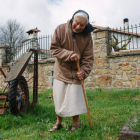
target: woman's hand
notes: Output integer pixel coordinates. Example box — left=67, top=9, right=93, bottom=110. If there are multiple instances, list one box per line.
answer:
left=76, top=71, right=85, bottom=80
left=71, top=53, right=84, bottom=80
left=70, top=53, right=79, bottom=61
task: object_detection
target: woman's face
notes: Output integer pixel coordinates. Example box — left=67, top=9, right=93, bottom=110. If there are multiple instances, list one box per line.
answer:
left=72, top=16, right=87, bottom=33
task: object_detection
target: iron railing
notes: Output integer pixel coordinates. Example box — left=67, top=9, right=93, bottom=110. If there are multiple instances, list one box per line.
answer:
left=108, top=23, right=140, bottom=54
left=4, top=33, right=94, bottom=63
left=4, top=35, right=54, bottom=63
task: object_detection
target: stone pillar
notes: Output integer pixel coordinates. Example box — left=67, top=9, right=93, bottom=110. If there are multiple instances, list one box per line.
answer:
left=93, top=29, right=109, bottom=58
left=85, top=28, right=110, bottom=90
left=0, top=45, right=8, bottom=67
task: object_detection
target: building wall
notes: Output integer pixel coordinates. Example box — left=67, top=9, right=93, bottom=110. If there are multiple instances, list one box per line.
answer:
left=1, top=29, right=140, bottom=91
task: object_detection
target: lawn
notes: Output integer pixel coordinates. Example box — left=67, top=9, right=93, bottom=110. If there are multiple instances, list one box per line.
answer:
left=0, top=89, right=140, bottom=140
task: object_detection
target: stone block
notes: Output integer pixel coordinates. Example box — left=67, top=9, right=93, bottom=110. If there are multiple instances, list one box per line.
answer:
left=86, top=76, right=96, bottom=82
left=94, top=59, right=105, bottom=64
left=28, top=82, right=33, bottom=88
left=45, top=71, right=51, bottom=76
left=131, top=63, right=136, bottom=68
left=130, top=75, right=136, bottom=78
left=93, top=65, right=96, bottom=69
left=129, top=78, right=132, bottom=81
left=94, top=53, right=100, bottom=58
left=38, top=82, right=43, bottom=86
left=97, top=63, right=104, bottom=69
left=96, top=75, right=112, bottom=86
left=95, top=38, right=107, bottom=45
left=48, top=66, right=54, bottom=71
left=104, top=63, right=109, bottom=69
left=38, top=68, right=43, bottom=77
left=113, top=80, right=123, bottom=87
left=134, top=57, right=138, bottom=62
left=94, top=46, right=100, bottom=53
left=136, top=75, right=140, bottom=80
left=122, top=71, right=128, bottom=81
left=137, top=68, right=140, bottom=75
left=93, top=33, right=97, bottom=40
left=112, top=76, right=116, bottom=80
left=123, top=62, right=129, bottom=66
left=114, top=59, right=119, bottom=63
left=91, top=69, right=95, bottom=75
left=97, top=31, right=108, bottom=39
left=110, top=63, right=119, bottom=70
left=101, top=45, right=107, bottom=53
left=44, top=76, right=49, bottom=81
left=119, top=63, right=122, bottom=66
left=96, top=69, right=102, bottom=75
left=100, top=52, right=107, bottom=58
left=38, top=77, right=43, bottom=82
left=120, top=66, right=132, bottom=71
left=128, top=56, right=133, bottom=62
left=120, top=57, right=128, bottom=62
left=129, top=71, right=136, bottom=75
left=123, top=81, right=131, bottom=87
left=94, top=41, right=100, bottom=45
left=103, top=69, right=109, bottom=74
left=131, top=79, right=136, bottom=87
left=110, top=70, right=116, bottom=75
left=117, top=71, right=123, bottom=75
left=29, top=73, right=33, bottom=79
left=27, top=65, right=34, bottom=73
left=116, top=75, right=122, bottom=80
left=2, top=82, right=7, bottom=87
left=109, top=58, right=113, bottom=63
left=137, top=62, right=140, bottom=68
left=45, top=66, right=49, bottom=71
left=85, top=82, right=95, bottom=87
left=137, top=80, right=140, bottom=86
left=89, top=71, right=93, bottom=76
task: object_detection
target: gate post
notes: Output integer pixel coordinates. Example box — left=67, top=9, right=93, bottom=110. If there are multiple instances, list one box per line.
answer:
left=0, top=45, right=9, bottom=67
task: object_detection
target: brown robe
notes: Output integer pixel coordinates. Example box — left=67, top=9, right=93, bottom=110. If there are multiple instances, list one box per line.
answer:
left=50, top=20, right=94, bottom=84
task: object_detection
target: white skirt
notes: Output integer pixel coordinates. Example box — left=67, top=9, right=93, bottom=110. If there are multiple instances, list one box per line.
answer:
left=53, top=79, right=87, bottom=117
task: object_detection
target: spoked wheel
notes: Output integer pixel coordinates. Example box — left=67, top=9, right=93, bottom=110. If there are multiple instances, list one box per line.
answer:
left=8, top=76, right=29, bottom=115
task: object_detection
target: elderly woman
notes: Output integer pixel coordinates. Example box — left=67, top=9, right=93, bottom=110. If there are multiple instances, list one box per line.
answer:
left=50, top=10, right=94, bottom=132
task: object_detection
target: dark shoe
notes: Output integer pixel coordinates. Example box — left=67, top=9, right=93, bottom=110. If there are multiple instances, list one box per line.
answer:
left=70, top=125, right=81, bottom=133
left=49, top=124, right=63, bottom=132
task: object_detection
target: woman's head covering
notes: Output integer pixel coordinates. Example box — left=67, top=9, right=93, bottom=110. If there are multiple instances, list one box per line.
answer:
left=71, top=10, right=94, bottom=37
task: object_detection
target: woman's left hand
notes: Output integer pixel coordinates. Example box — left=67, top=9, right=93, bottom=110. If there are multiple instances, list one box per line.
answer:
left=76, top=71, right=85, bottom=80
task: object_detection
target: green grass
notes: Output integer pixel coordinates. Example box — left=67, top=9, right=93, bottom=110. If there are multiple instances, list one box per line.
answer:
left=0, top=89, right=140, bottom=140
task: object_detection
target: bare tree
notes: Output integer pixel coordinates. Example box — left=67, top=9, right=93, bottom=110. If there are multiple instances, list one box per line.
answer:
left=0, top=19, right=27, bottom=48
left=0, top=19, right=27, bottom=62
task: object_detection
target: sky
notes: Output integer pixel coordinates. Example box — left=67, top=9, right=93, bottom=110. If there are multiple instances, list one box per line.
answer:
left=0, top=0, right=140, bottom=36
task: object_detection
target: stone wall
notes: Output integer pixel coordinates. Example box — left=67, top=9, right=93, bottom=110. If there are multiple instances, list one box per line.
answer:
left=1, top=29, right=140, bottom=91
left=85, top=28, right=140, bottom=90
left=0, top=58, right=55, bottom=91
left=23, top=58, right=54, bottom=91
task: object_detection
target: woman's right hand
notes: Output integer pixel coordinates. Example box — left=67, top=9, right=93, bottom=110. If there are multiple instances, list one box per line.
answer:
left=70, top=53, right=79, bottom=62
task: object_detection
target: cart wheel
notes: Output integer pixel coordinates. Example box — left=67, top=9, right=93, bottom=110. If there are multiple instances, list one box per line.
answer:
left=8, top=76, right=29, bottom=115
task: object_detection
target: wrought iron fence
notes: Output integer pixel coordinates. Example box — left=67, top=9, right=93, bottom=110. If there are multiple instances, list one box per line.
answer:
left=108, top=23, right=140, bottom=54
left=5, top=35, right=54, bottom=63
left=4, top=33, right=94, bottom=63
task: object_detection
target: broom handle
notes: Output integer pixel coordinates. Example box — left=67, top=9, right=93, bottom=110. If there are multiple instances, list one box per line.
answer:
left=76, top=61, right=92, bottom=129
